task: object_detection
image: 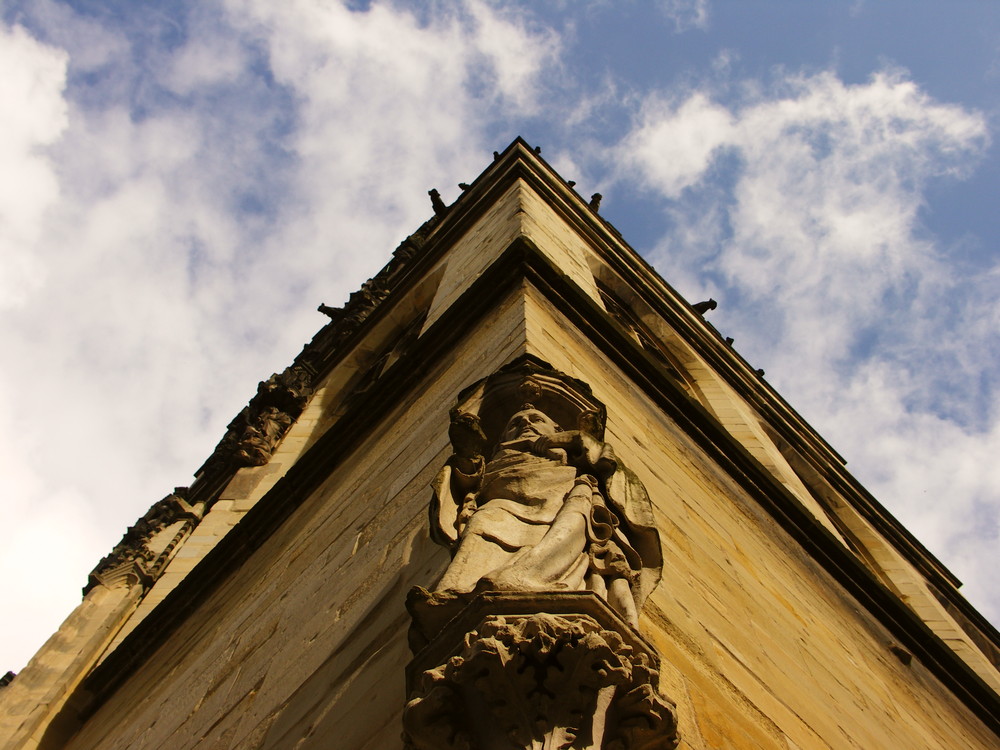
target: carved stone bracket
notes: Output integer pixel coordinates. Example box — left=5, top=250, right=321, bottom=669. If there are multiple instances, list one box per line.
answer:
left=86, top=489, right=204, bottom=594
left=207, top=363, right=316, bottom=469
left=404, top=590, right=679, bottom=750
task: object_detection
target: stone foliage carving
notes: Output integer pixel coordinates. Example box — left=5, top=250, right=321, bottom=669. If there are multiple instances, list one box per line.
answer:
left=86, top=490, right=203, bottom=594
left=403, top=612, right=679, bottom=750
left=429, top=363, right=662, bottom=627
left=205, top=221, right=436, bottom=475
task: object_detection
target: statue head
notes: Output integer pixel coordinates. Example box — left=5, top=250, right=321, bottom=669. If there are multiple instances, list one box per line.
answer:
left=501, top=405, right=560, bottom=442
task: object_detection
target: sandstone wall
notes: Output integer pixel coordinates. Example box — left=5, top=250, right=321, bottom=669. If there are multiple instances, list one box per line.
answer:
left=57, top=281, right=997, bottom=749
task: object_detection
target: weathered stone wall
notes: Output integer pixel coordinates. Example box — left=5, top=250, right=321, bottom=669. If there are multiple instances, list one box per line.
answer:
left=55, top=281, right=997, bottom=749
left=59, top=287, right=530, bottom=750
left=523, top=285, right=998, bottom=749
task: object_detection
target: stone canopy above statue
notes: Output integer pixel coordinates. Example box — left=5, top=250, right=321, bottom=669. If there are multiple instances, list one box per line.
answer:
left=424, top=357, right=663, bottom=629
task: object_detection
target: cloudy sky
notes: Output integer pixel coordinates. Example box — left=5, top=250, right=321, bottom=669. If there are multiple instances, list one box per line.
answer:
left=2, top=0, right=998, bottom=673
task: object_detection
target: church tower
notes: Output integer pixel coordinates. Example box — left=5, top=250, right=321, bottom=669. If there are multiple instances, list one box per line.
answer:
left=2, top=139, right=999, bottom=749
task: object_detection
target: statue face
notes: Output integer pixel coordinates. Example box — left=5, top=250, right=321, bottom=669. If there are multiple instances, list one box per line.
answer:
left=502, top=409, right=559, bottom=441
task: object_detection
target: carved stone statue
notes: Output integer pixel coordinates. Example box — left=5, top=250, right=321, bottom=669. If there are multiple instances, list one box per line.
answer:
left=407, top=362, right=676, bottom=749
left=232, top=405, right=295, bottom=466
left=429, top=366, right=661, bottom=628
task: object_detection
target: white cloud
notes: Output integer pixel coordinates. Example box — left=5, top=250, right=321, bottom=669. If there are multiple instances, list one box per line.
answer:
left=620, top=92, right=735, bottom=198
left=0, top=0, right=557, bottom=672
left=659, top=0, right=709, bottom=33
left=617, top=69, right=999, bottom=622
left=0, top=24, right=67, bottom=310
left=223, top=0, right=560, bottom=296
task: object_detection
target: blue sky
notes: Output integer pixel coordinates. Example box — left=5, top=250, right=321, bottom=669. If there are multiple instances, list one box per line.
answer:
left=1, top=0, right=998, bottom=673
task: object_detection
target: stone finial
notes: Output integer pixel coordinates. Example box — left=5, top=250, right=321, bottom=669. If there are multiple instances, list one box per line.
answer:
left=86, top=490, right=203, bottom=594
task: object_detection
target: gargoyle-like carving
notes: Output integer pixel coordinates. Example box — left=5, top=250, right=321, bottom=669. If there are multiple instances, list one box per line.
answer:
left=403, top=612, right=679, bottom=750
left=256, top=365, right=313, bottom=413
left=430, top=364, right=662, bottom=627
left=86, top=489, right=203, bottom=594
left=230, top=405, right=295, bottom=466
left=429, top=188, right=447, bottom=215
left=343, top=277, right=391, bottom=327
left=301, top=221, right=431, bottom=373
left=691, top=299, right=716, bottom=315
left=317, top=303, right=345, bottom=322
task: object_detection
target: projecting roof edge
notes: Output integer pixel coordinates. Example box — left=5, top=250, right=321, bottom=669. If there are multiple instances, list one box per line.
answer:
left=431, top=141, right=849, bottom=461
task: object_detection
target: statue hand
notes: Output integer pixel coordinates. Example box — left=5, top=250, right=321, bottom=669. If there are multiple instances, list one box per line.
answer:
left=531, top=430, right=580, bottom=455
left=451, top=454, right=483, bottom=477
left=530, top=436, right=569, bottom=465
left=456, top=495, right=478, bottom=528
left=533, top=431, right=580, bottom=452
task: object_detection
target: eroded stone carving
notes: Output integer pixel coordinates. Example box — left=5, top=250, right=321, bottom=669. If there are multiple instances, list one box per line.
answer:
left=210, top=364, right=314, bottom=468
left=87, top=213, right=438, bottom=603
left=403, top=611, right=679, bottom=750
left=429, top=363, right=661, bottom=627
left=86, top=489, right=204, bottom=593
left=407, top=363, right=676, bottom=749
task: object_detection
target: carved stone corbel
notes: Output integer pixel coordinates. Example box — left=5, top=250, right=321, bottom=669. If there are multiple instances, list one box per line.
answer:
left=404, top=591, right=679, bottom=750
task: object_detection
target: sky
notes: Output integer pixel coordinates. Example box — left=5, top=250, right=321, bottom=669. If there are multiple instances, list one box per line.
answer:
left=1, top=0, right=998, bottom=674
